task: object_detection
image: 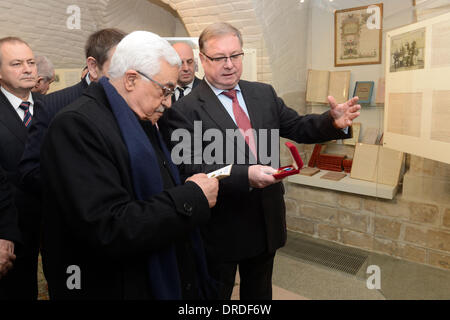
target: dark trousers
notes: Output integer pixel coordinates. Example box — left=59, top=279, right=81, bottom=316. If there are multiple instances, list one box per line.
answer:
left=207, top=251, right=275, bottom=300
left=0, top=225, right=40, bottom=300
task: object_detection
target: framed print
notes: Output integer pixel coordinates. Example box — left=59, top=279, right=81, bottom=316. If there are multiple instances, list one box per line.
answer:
left=335, top=3, right=383, bottom=67
left=353, top=81, right=374, bottom=104
left=389, top=28, right=425, bottom=73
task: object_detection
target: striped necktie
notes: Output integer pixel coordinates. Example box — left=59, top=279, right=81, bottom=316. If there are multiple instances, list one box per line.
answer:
left=177, top=86, right=187, bottom=100
left=19, top=101, right=32, bottom=128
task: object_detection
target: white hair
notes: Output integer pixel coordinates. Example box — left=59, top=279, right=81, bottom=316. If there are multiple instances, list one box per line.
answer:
left=108, top=31, right=181, bottom=80
left=35, top=56, right=55, bottom=80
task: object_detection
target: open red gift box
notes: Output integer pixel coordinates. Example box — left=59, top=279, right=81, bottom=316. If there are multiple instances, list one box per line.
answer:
left=273, top=142, right=304, bottom=179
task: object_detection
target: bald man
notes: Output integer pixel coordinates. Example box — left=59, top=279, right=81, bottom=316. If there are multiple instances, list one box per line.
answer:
left=172, top=42, right=201, bottom=102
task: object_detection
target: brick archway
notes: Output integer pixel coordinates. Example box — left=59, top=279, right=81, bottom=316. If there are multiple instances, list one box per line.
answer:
left=100, top=0, right=272, bottom=83
left=159, top=0, right=272, bottom=83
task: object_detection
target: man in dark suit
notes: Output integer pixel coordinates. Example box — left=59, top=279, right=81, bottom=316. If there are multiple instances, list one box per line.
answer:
left=159, top=42, right=201, bottom=147
left=167, top=22, right=361, bottom=300
left=0, top=165, right=20, bottom=282
left=172, top=42, right=201, bottom=103
left=40, top=31, right=219, bottom=299
left=0, top=37, right=43, bottom=299
left=19, top=28, right=126, bottom=195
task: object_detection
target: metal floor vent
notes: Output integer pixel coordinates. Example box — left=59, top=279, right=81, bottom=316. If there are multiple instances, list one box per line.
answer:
left=280, top=235, right=368, bottom=276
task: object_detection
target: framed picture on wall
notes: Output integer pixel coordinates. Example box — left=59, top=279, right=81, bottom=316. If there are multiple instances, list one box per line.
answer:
left=335, top=3, right=383, bottom=67
left=353, top=81, right=374, bottom=104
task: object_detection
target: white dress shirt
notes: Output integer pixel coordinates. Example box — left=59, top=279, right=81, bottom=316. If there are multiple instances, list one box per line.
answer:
left=1, top=86, right=34, bottom=121
left=204, top=78, right=251, bottom=126
left=175, top=80, right=194, bottom=101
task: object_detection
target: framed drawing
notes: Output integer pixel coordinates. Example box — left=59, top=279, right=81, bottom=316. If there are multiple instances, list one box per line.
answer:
left=353, top=81, right=374, bottom=104
left=389, top=28, right=426, bottom=73
left=335, top=3, right=383, bottom=67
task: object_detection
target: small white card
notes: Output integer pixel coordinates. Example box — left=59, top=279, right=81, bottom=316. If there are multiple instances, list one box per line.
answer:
left=207, top=165, right=233, bottom=180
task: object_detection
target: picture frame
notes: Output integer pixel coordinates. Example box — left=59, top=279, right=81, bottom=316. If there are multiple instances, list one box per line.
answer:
left=353, top=81, right=374, bottom=104
left=335, top=3, right=383, bottom=67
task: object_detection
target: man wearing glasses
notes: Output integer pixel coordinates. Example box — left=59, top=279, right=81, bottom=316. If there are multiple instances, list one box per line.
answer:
left=167, top=22, right=361, bottom=300
left=39, top=31, right=219, bottom=299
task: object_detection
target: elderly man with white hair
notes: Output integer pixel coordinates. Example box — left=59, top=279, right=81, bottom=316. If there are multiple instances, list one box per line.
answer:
left=32, top=55, right=55, bottom=94
left=39, top=31, right=219, bottom=300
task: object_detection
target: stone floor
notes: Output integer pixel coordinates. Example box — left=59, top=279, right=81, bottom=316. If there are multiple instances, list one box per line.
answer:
left=38, top=230, right=450, bottom=300
left=233, top=231, right=450, bottom=300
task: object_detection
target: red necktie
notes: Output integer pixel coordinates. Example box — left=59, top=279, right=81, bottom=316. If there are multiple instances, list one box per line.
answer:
left=222, top=90, right=257, bottom=159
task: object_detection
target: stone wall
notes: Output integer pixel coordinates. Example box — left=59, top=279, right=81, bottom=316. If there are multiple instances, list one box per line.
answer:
left=284, top=159, right=450, bottom=271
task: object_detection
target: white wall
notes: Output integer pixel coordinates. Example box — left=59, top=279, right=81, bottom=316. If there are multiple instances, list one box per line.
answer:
left=305, top=0, right=415, bottom=140
left=0, top=0, right=187, bottom=69
left=307, top=0, right=415, bottom=105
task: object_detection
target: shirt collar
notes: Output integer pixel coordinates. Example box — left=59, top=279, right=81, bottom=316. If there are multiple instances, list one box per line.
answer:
left=0, top=86, right=34, bottom=109
left=85, top=72, right=92, bottom=86
left=177, top=80, right=194, bottom=91
left=204, top=77, right=241, bottom=97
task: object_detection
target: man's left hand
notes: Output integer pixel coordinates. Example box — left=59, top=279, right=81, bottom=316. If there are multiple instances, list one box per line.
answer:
left=328, top=96, right=361, bottom=129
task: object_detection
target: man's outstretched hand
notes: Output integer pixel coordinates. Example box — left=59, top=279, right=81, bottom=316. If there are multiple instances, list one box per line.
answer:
left=328, top=96, right=361, bottom=129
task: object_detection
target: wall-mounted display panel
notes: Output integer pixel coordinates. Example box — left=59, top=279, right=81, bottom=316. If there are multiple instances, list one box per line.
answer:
left=384, top=12, right=450, bottom=164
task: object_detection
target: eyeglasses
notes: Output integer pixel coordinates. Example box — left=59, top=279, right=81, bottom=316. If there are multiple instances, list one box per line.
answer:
left=201, top=52, right=244, bottom=65
left=135, top=70, right=175, bottom=98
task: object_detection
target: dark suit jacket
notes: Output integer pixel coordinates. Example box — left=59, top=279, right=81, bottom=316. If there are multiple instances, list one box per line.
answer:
left=0, top=90, right=43, bottom=233
left=171, top=76, right=201, bottom=104
left=160, top=77, right=201, bottom=148
left=40, top=82, right=211, bottom=299
left=0, top=165, right=21, bottom=245
left=19, top=78, right=89, bottom=195
left=167, top=79, right=352, bottom=262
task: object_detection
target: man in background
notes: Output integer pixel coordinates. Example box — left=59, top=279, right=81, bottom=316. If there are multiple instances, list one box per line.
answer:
left=0, top=37, right=43, bottom=299
left=172, top=42, right=201, bottom=102
left=19, top=28, right=126, bottom=195
left=32, top=56, right=55, bottom=95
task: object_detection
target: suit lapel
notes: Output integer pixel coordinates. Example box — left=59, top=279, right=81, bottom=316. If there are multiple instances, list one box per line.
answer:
left=0, top=91, right=27, bottom=144
left=197, top=81, right=238, bottom=133
left=239, top=80, right=264, bottom=131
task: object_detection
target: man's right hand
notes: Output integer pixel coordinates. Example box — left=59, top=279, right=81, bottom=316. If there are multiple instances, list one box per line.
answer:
left=248, top=165, right=278, bottom=188
left=186, top=173, right=219, bottom=208
left=0, top=239, right=16, bottom=279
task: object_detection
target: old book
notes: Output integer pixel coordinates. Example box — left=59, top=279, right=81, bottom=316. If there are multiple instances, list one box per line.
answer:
left=361, top=128, right=380, bottom=145
left=350, top=143, right=379, bottom=182
left=351, top=143, right=404, bottom=186
left=321, top=172, right=347, bottom=181
left=299, top=167, right=320, bottom=176
left=308, top=144, right=325, bottom=167
left=306, top=69, right=351, bottom=104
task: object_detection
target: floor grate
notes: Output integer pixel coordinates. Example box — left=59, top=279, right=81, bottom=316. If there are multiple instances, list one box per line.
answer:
left=279, top=234, right=368, bottom=276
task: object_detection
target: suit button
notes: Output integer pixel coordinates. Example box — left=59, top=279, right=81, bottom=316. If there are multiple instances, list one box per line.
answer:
left=185, top=283, right=192, bottom=290
left=183, top=203, right=193, bottom=215
left=162, top=161, right=167, bottom=167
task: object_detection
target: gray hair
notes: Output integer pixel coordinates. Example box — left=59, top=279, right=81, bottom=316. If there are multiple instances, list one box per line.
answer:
left=108, top=31, right=181, bottom=80
left=35, top=56, right=54, bottom=81
left=199, top=22, right=243, bottom=52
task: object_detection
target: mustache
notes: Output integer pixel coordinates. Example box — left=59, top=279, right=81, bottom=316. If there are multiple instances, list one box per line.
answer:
left=155, top=106, right=165, bottom=113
